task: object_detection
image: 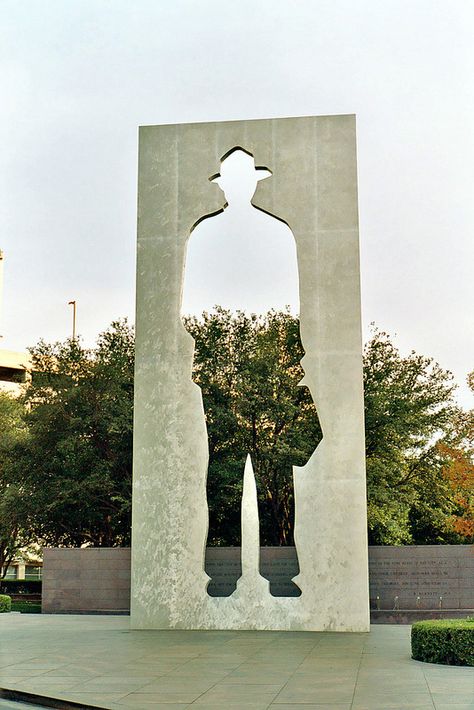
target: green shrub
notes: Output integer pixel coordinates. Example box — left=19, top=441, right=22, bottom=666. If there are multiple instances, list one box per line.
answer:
left=0, top=594, right=12, bottom=613
left=412, top=619, right=474, bottom=666
left=10, top=601, right=41, bottom=614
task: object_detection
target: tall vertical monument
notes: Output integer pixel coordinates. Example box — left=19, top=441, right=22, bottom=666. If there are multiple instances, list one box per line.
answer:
left=131, top=115, right=369, bottom=631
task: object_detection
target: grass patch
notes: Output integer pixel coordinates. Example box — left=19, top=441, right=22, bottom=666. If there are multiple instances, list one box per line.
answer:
left=412, top=618, right=474, bottom=666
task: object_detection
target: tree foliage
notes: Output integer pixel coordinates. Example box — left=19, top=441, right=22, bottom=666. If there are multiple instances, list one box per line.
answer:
left=363, top=328, right=463, bottom=544
left=1, top=312, right=470, bottom=551
left=184, top=308, right=321, bottom=545
left=186, top=312, right=467, bottom=546
left=438, top=372, right=474, bottom=541
left=0, top=393, right=34, bottom=578
left=5, top=320, right=134, bottom=548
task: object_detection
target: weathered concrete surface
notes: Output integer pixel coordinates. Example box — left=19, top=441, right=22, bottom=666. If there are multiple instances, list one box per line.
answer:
left=132, top=115, right=369, bottom=631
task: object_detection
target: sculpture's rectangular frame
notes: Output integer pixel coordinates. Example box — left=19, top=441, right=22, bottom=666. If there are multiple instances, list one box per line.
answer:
left=131, top=115, right=369, bottom=631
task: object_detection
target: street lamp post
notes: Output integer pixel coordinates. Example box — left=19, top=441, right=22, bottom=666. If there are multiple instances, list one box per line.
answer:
left=68, top=300, right=77, bottom=340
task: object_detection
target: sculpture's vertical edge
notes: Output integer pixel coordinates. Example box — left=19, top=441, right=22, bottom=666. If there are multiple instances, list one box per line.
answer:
left=131, top=124, right=222, bottom=629
left=131, top=125, right=178, bottom=628
left=312, top=115, right=369, bottom=630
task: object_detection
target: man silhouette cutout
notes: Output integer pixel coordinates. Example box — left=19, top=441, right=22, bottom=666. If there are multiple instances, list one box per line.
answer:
left=182, top=150, right=299, bottom=315
left=182, top=149, right=319, bottom=597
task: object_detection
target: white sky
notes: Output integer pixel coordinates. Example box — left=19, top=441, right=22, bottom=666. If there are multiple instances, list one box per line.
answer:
left=0, top=0, right=473, bottom=407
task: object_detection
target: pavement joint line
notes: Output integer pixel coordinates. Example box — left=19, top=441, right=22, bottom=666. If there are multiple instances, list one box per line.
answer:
left=183, top=631, right=293, bottom=706
left=421, top=663, right=444, bottom=710
left=348, top=640, right=365, bottom=709
left=256, top=630, right=321, bottom=707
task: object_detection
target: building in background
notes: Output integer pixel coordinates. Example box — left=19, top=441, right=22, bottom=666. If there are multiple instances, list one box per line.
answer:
left=0, top=348, right=32, bottom=396
left=2, top=560, right=42, bottom=580
left=0, top=249, right=40, bottom=580
left=0, top=250, right=31, bottom=395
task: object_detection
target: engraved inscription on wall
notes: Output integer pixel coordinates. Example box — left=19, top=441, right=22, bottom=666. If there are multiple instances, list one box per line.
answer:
left=205, top=546, right=474, bottom=609
left=205, top=548, right=300, bottom=597
left=41, top=545, right=473, bottom=614
left=368, top=547, right=473, bottom=610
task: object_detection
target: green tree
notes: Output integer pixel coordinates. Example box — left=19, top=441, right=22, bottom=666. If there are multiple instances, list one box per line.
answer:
left=187, top=315, right=463, bottom=546
left=363, top=328, right=461, bottom=544
left=438, top=371, right=474, bottom=542
left=0, top=393, right=33, bottom=578
left=5, top=313, right=466, bottom=552
left=184, top=308, right=321, bottom=545
left=8, top=319, right=134, bottom=548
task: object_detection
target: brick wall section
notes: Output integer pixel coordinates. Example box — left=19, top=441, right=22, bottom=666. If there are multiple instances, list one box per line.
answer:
left=42, top=545, right=473, bottom=613
left=42, top=547, right=131, bottom=613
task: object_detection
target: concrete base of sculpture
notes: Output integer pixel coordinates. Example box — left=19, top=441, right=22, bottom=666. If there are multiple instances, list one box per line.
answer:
left=131, top=115, right=370, bottom=631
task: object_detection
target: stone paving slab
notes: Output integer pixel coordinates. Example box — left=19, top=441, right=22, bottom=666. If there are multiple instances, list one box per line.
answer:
left=0, top=615, right=472, bottom=709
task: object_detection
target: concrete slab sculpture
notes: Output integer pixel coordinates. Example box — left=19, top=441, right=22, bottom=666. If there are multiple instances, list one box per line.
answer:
left=131, top=115, right=370, bottom=631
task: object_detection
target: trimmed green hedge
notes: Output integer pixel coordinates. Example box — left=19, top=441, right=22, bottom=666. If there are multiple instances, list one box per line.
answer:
left=12, top=601, right=41, bottom=614
left=412, top=619, right=474, bottom=666
left=0, top=594, right=12, bottom=613
left=11, top=601, right=41, bottom=614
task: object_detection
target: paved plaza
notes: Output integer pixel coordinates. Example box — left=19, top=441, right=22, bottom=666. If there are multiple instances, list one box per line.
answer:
left=0, top=615, right=472, bottom=709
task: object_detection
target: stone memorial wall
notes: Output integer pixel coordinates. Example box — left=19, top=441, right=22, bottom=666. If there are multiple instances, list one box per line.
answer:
left=42, top=547, right=131, bottom=614
left=368, top=545, right=473, bottom=610
left=205, top=548, right=301, bottom=598
left=42, top=545, right=473, bottom=616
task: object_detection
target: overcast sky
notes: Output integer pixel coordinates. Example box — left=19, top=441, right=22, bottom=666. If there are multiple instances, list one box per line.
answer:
left=1, top=0, right=473, bottom=407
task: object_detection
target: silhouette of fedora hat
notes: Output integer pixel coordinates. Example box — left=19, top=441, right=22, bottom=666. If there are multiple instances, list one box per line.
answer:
left=210, top=149, right=272, bottom=184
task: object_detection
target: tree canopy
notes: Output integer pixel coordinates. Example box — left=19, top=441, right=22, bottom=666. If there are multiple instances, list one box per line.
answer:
left=4, top=320, right=134, bottom=550
left=1, top=311, right=471, bottom=554
left=363, top=328, right=464, bottom=544
left=0, top=393, right=33, bottom=577
left=184, top=308, right=321, bottom=545
left=438, top=371, right=474, bottom=540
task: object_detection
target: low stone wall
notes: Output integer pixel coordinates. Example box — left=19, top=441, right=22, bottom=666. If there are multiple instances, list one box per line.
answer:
left=205, top=547, right=300, bottom=597
left=42, top=545, right=473, bottom=615
left=369, top=544, right=473, bottom=611
left=42, top=547, right=131, bottom=614
left=205, top=546, right=474, bottom=610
